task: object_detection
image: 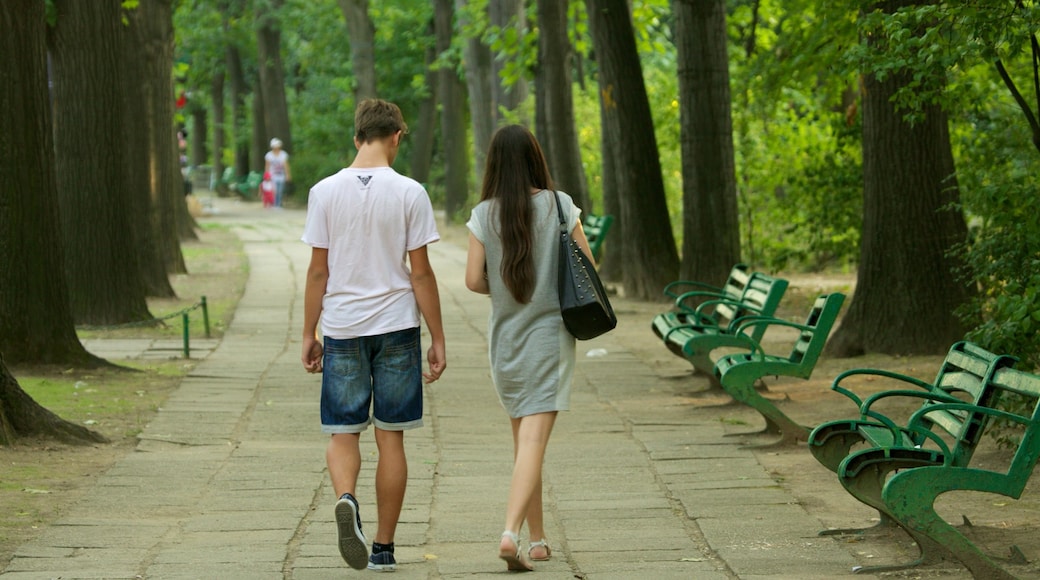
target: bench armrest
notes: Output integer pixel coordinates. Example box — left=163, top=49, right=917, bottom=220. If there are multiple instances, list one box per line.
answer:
left=908, top=402, right=1032, bottom=435
left=673, top=291, right=737, bottom=312
left=733, top=318, right=813, bottom=337
left=860, top=389, right=963, bottom=416
left=855, top=408, right=955, bottom=460
left=829, top=369, right=934, bottom=407
left=691, top=297, right=761, bottom=319
left=664, top=281, right=724, bottom=300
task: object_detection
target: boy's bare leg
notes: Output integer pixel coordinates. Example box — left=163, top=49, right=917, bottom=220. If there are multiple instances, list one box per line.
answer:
left=327, top=433, right=362, bottom=497
left=373, top=427, right=407, bottom=544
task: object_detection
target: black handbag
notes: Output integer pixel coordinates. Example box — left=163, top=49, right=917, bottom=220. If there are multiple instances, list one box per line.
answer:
left=554, top=191, right=617, bottom=340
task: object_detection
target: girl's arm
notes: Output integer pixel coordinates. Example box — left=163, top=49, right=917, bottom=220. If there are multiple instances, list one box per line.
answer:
left=465, top=233, right=490, bottom=294
left=572, top=222, right=595, bottom=264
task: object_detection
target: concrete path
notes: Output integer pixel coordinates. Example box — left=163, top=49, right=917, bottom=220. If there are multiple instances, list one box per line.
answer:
left=2, top=199, right=876, bottom=579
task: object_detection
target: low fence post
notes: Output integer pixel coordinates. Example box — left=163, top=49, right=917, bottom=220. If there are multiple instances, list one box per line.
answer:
left=182, top=312, right=191, bottom=358
left=201, top=296, right=211, bottom=338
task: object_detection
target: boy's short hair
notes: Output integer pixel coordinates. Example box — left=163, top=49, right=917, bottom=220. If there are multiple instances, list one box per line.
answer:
left=355, top=99, right=408, bottom=144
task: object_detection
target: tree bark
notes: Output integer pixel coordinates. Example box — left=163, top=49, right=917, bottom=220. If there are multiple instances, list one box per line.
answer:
left=256, top=0, right=292, bottom=154
left=48, top=0, right=154, bottom=325
left=411, top=20, right=439, bottom=186
left=122, top=5, right=177, bottom=298
left=212, top=67, right=227, bottom=190
left=190, top=106, right=208, bottom=168
left=337, top=0, right=377, bottom=101
left=456, top=0, right=495, bottom=184
left=585, top=0, right=679, bottom=299
left=0, top=0, right=100, bottom=365
left=489, top=0, right=527, bottom=122
left=673, top=0, right=740, bottom=285
left=434, top=0, right=470, bottom=220
left=827, top=7, right=972, bottom=356
left=226, top=44, right=250, bottom=178
left=0, top=357, right=107, bottom=446
left=597, top=101, right=623, bottom=281
left=251, top=83, right=267, bottom=173
left=537, top=0, right=591, bottom=212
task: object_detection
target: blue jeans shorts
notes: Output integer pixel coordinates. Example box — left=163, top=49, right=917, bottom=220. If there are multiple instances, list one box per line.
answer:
left=321, top=327, right=423, bottom=433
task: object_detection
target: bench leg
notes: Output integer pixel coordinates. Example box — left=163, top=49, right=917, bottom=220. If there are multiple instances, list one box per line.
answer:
left=720, top=377, right=810, bottom=445
left=882, top=468, right=1019, bottom=580
left=808, top=427, right=865, bottom=474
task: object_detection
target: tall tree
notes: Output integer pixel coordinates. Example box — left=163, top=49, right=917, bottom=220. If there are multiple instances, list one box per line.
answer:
left=488, top=0, right=527, bottom=122
left=123, top=4, right=177, bottom=298
left=251, top=82, right=267, bottom=172
left=585, top=0, right=679, bottom=299
left=411, top=20, right=439, bottom=185
left=827, top=4, right=972, bottom=356
left=256, top=0, right=293, bottom=153
left=0, top=0, right=100, bottom=365
left=434, top=0, right=470, bottom=219
left=1, top=357, right=106, bottom=445
left=537, top=0, right=591, bottom=212
left=338, top=0, right=377, bottom=101
left=212, top=67, right=227, bottom=186
left=48, top=0, right=154, bottom=325
left=456, top=0, right=495, bottom=182
left=673, top=0, right=740, bottom=285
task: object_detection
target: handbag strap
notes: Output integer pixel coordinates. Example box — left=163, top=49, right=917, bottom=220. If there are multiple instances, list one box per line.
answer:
left=552, top=190, right=568, bottom=233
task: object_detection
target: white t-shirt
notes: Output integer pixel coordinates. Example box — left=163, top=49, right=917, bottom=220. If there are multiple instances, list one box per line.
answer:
left=301, top=166, right=440, bottom=339
left=265, top=150, right=289, bottom=179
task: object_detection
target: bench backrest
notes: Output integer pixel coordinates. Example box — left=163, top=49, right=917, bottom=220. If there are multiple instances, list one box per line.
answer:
left=724, top=273, right=790, bottom=342
left=583, top=214, right=614, bottom=260
left=982, top=366, right=1040, bottom=492
left=663, top=263, right=751, bottom=301
left=912, top=342, right=1017, bottom=466
left=785, top=293, right=845, bottom=371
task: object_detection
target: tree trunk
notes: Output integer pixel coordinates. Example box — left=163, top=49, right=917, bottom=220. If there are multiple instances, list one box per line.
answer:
left=251, top=84, right=267, bottom=173
left=489, top=0, right=527, bottom=122
left=537, top=0, right=591, bottom=212
left=337, top=0, right=377, bottom=101
left=585, top=0, right=679, bottom=299
left=434, top=0, right=470, bottom=220
left=122, top=5, right=177, bottom=298
left=456, top=0, right=495, bottom=184
left=534, top=65, right=553, bottom=164
left=0, top=0, right=100, bottom=366
left=0, top=357, right=107, bottom=446
left=226, top=44, right=250, bottom=178
left=411, top=20, right=439, bottom=186
left=598, top=102, right=623, bottom=281
left=256, top=0, right=292, bottom=154
left=212, top=68, right=226, bottom=190
left=190, top=106, right=208, bottom=168
left=826, top=63, right=972, bottom=356
left=140, top=0, right=195, bottom=262
left=674, top=0, right=740, bottom=285
left=48, top=0, right=154, bottom=325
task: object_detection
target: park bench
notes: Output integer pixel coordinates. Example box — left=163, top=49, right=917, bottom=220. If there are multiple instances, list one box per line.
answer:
left=217, top=167, right=263, bottom=198
left=711, top=292, right=846, bottom=445
left=815, top=358, right=1040, bottom=579
left=652, top=271, right=789, bottom=376
left=582, top=213, right=614, bottom=261
left=660, top=263, right=750, bottom=302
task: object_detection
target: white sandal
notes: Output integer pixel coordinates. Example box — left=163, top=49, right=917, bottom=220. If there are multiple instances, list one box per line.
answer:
left=499, top=531, right=533, bottom=572
left=528, top=539, right=552, bottom=561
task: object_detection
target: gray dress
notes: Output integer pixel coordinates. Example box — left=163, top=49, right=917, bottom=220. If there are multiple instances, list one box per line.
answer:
left=466, top=190, right=581, bottom=418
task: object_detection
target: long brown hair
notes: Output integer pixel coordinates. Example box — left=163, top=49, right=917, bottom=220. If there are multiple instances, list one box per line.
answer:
left=480, top=125, right=554, bottom=303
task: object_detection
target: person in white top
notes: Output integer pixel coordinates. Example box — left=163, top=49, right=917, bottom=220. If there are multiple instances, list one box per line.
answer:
left=264, top=138, right=291, bottom=207
left=300, top=99, right=446, bottom=572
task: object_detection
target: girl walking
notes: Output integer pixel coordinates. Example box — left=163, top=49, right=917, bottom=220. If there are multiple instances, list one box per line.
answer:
left=464, top=125, right=593, bottom=572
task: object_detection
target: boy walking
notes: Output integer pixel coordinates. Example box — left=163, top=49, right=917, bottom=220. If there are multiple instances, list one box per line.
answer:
left=301, top=99, right=446, bottom=572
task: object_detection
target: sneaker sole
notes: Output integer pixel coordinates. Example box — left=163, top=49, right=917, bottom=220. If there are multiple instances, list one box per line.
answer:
left=334, top=500, right=368, bottom=570
left=367, top=562, right=397, bottom=572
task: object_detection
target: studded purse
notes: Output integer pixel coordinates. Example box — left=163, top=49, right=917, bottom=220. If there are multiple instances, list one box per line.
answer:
left=553, top=191, right=617, bottom=340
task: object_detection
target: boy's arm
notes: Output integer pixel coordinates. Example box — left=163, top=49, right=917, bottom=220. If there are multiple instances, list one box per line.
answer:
left=408, top=245, right=446, bottom=383
left=302, top=247, right=329, bottom=373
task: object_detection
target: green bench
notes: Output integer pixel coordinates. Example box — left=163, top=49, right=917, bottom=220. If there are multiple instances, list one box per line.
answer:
left=218, top=167, right=263, bottom=198
left=652, top=271, right=789, bottom=377
left=808, top=343, right=1040, bottom=579
left=661, top=263, right=750, bottom=302
left=711, top=292, right=846, bottom=445
left=582, top=213, right=613, bottom=261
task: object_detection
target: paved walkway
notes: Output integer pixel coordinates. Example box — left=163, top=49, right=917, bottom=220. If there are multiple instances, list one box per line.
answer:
left=2, top=199, right=876, bottom=579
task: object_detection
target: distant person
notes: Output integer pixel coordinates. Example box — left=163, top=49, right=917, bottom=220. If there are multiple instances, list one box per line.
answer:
left=464, top=125, right=593, bottom=572
left=264, top=138, right=291, bottom=207
left=259, top=172, right=275, bottom=208
left=301, top=99, right=446, bottom=573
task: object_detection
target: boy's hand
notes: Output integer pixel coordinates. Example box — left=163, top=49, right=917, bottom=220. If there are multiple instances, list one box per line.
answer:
left=302, top=336, right=323, bottom=373
left=424, top=341, right=446, bottom=383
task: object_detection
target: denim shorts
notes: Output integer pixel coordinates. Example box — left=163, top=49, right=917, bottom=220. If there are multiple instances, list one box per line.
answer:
left=321, top=327, right=423, bottom=433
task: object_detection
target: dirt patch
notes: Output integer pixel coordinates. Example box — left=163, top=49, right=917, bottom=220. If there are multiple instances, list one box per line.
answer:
left=0, top=225, right=246, bottom=568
